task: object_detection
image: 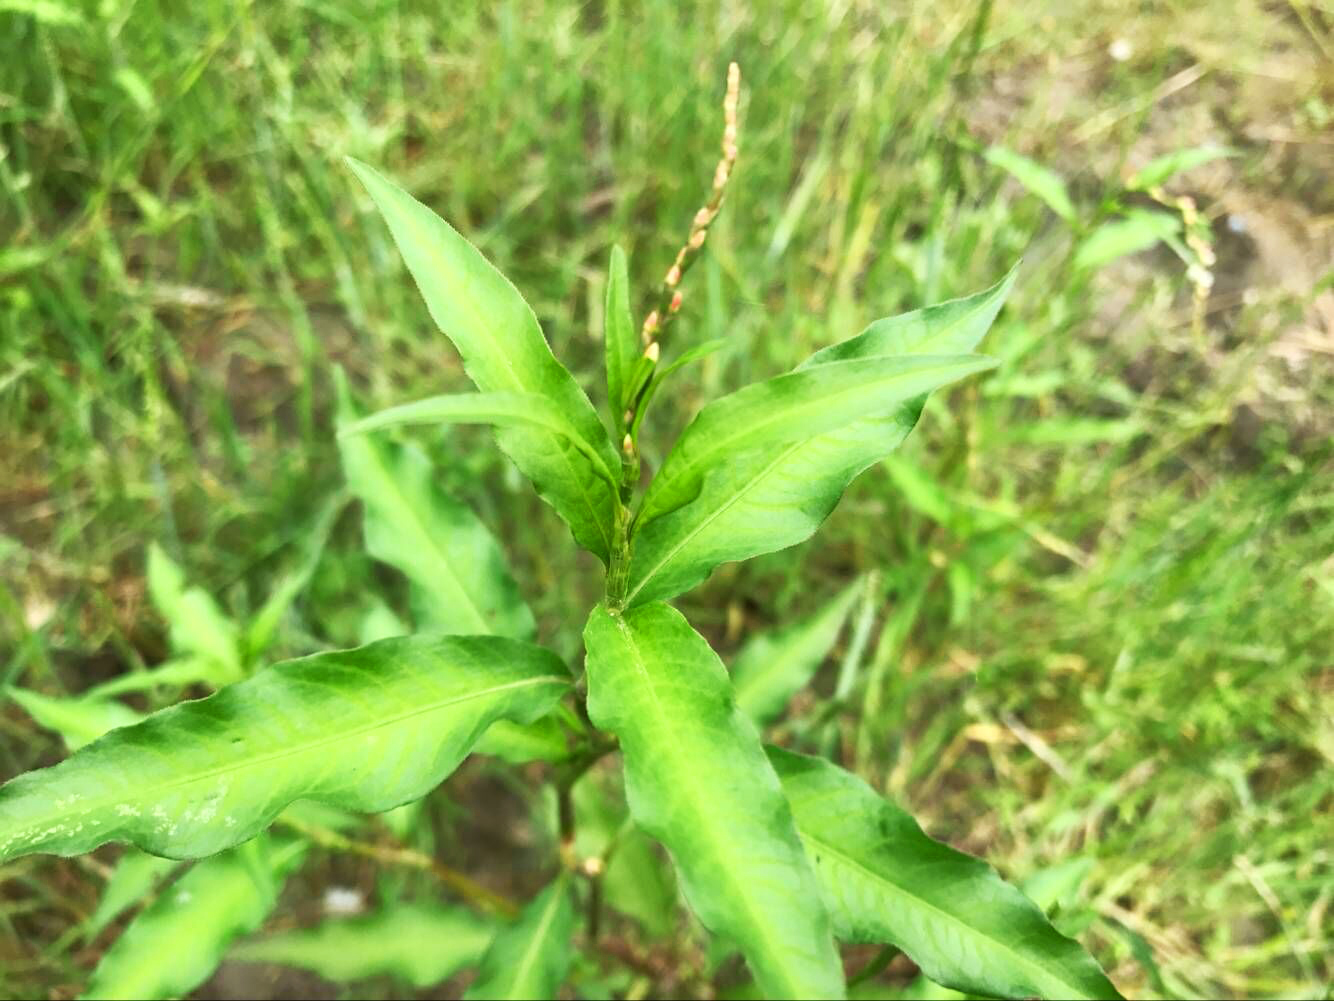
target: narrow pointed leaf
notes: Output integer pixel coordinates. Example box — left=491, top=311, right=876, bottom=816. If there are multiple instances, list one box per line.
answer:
left=583, top=603, right=845, bottom=1000
left=732, top=579, right=862, bottom=724
left=0, top=635, right=569, bottom=862
left=464, top=873, right=575, bottom=1000
left=473, top=717, right=572, bottom=764
left=339, top=389, right=619, bottom=490
left=1074, top=211, right=1180, bottom=271
left=345, top=158, right=619, bottom=561
left=83, top=836, right=306, bottom=1000
left=336, top=371, right=535, bottom=638
left=984, top=146, right=1076, bottom=223
left=637, top=353, right=995, bottom=526
left=1127, top=146, right=1236, bottom=191
left=604, top=244, right=637, bottom=432
left=8, top=689, right=142, bottom=751
left=85, top=658, right=219, bottom=700
left=770, top=747, right=1122, bottom=1000
left=231, top=900, right=496, bottom=988
left=85, top=851, right=182, bottom=938
left=625, top=271, right=1015, bottom=606
left=146, top=544, right=242, bottom=682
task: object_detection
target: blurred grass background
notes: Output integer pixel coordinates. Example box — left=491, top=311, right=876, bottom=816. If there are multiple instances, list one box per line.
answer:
left=1, top=0, right=1331, bottom=997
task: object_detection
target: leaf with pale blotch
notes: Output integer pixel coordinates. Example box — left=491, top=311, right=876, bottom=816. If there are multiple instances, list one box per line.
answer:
left=345, top=158, right=619, bottom=561
left=625, top=268, right=1016, bottom=606
left=584, top=603, right=845, bottom=1000
left=732, top=579, right=862, bottom=724
left=770, top=747, right=1122, bottom=1000
left=336, top=371, right=536, bottom=638
left=231, top=899, right=495, bottom=988
left=83, top=836, right=306, bottom=1000
left=604, top=244, right=638, bottom=432
left=0, top=635, right=569, bottom=862
left=464, top=874, right=575, bottom=1000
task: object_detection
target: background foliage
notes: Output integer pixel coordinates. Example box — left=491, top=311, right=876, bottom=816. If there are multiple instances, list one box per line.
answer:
left=1, top=0, right=1330, bottom=997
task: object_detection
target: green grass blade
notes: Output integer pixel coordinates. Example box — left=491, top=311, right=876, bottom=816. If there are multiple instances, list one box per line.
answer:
left=604, top=244, right=637, bottom=432
left=336, top=371, right=536, bottom=638
left=464, top=873, right=575, bottom=1000
left=231, top=900, right=496, bottom=989
left=83, top=836, right=306, bottom=1000
left=344, top=157, right=619, bottom=561
left=770, top=747, right=1122, bottom=1000
left=583, top=603, right=845, bottom=1000
left=625, top=271, right=1015, bottom=606
left=732, top=579, right=863, bottom=724
left=0, top=635, right=570, bottom=862
left=1127, top=146, right=1237, bottom=191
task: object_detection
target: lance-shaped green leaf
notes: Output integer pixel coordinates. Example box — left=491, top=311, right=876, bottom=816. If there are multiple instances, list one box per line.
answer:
left=85, top=851, right=182, bottom=938
left=84, top=835, right=306, bottom=1000
left=231, top=900, right=496, bottom=988
left=732, top=579, right=862, bottom=724
left=336, top=371, right=535, bottom=638
left=346, top=158, right=619, bottom=561
left=7, top=689, right=142, bottom=751
left=583, top=603, right=845, bottom=1000
left=464, top=873, right=575, bottom=1000
left=1126, top=146, right=1236, bottom=191
left=984, top=146, right=1077, bottom=223
left=626, top=268, right=1015, bottom=606
left=0, top=635, right=570, bottom=862
left=769, top=747, right=1122, bottom=1000
left=636, top=353, right=994, bottom=528
left=604, top=244, right=638, bottom=433
left=339, top=389, right=619, bottom=492
left=146, top=543, right=243, bottom=684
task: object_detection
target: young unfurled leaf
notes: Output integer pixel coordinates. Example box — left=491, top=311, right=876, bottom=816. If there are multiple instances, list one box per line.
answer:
left=583, top=603, right=845, bottom=1000
left=464, top=873, right=575, bottom=1000
left=770, top=748, right=1122, bottom=1000
left=604, top=244, right=638, bottom=433
left=0, top=635, right=569, bottom=863
left=625, top=269, right=1016, bottom=606
left=732, top=579, right=862, bottom=725
left=1073, top=211, right=1180, bottom=272
left=339, top=389, right=619, bottom=491
left=231, top=899, right=495, bottom=988
left=636, top=353, right=996, bottom=528
left=345, top=158, right=619, bottom=561
left=85, top=851, right=182, bottom=938
left=84, top=836, right=306, bottom=1000
left=984, top=146, right=1077, bottom=223
left=336, top=371, right=536, bottom=638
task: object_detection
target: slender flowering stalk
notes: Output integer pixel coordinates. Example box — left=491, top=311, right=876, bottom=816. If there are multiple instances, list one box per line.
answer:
left=621, top=61, right=741, bottom=459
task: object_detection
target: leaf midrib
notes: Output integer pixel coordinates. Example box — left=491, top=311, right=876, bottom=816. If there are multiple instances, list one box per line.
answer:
left=795, top=826, right=1087, bottom=999
left=4, top=674, right=568, bottom=836
left=642, top=357, right=976, bottom=522
left=612, top=615, right=804, bottom=997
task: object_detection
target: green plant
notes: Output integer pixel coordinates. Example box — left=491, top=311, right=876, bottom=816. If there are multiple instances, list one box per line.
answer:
left=0, top=68, right=1123, bottom=1000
